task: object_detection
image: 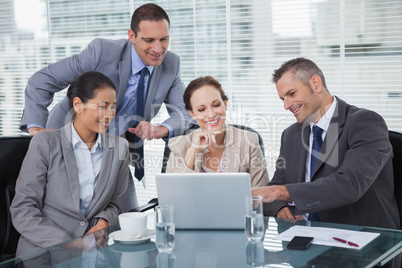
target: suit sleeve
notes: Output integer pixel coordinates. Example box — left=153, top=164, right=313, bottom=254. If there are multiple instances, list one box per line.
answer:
left=288, top=110, right=392, bottom=214
left=160, top=55, right=194, bottom=137
left=19, top=39, right=105, bottom=132
left=247, top=132, right=269, bottom=187
left=10, top=133, right=73, bottom=248
left=94, top=139, right=130, bottom=226
left=264, top=130, right=290, bottom=216
left=165, top=136, right=201, bottom=173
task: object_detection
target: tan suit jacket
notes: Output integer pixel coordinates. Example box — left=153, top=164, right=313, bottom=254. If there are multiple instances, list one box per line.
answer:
left=166, top=125, right=269, bottom=187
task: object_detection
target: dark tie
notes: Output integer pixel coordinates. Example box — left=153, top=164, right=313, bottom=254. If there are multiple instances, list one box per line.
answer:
left=134, top=67, right=149, bottom=181
left=308, top=125, right=323, bottom=221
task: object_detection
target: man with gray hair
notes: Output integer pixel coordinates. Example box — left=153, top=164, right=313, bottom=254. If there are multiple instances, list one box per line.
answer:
left=253, top=57, right=399, bottom=230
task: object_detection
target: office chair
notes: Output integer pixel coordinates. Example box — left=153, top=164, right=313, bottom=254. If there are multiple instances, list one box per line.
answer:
left=389, top=130, right=402, bottom=226
left=0, top=136, right=32, bottom=261
left=0, top=134, right=156, bottom=260
left=161, top=124, right=265, bottom=173
left=231, top=124, right=265, bottom=157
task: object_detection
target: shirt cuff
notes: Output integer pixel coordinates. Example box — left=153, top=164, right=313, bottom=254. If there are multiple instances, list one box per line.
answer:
left=92, top=217, right=102, bottom=227
left=160, top=123, right=173, bottom=141
left=27, top=124, right=44, bottom=130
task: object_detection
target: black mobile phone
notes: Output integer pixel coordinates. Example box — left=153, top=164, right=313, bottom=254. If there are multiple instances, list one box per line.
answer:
left=286, top=236, right=314, bottom=250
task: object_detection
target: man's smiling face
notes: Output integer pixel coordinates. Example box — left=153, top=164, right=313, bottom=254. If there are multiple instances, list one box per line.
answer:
left=276, top=70, right=322, bottom=124
left=129, top=19, right=170, bottom=66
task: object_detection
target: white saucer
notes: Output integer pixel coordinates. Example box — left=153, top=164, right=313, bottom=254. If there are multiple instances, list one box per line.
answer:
left=109, top=241, right=156, bottom=253
left=109, top=229, right=155, bottom=245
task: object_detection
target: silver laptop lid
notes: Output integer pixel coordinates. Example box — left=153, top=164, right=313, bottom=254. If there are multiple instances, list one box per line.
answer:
left=156, top=173, right=251, bottom=229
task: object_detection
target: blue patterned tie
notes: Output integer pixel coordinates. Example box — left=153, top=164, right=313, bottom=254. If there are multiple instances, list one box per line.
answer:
left=134, top=67, right=149, bottom=181
left=308, top=125, right=323, bottom=221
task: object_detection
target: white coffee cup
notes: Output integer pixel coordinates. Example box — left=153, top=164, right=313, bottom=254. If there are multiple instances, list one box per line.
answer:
left=119, top=212, right=147, bottom=238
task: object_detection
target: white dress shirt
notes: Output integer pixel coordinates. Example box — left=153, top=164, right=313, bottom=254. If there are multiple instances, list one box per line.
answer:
left=305, top=97, right=337, bottom=182
left=287, top=97, right=337, bottom=219
left=71, top=123, right=103, bottom=215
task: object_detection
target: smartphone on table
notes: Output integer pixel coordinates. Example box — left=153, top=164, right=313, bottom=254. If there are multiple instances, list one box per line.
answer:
left=286, top=236, right=314, bottom=250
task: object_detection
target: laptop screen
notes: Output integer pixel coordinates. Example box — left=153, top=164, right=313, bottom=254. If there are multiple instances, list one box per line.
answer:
left=156, top=173, right=252, bottom=229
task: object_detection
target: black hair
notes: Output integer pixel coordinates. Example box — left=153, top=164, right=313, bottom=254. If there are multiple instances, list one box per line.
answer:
left=131, top=3, right=170, bottom=36
left=66, top=71, right=116, bottom=109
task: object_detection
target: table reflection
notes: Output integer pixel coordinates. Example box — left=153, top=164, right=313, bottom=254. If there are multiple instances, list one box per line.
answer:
left=156, top=252, right=176, bottom=268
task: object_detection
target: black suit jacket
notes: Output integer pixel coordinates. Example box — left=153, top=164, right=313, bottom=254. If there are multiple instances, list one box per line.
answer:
left=265, top=97, right=400, bottom=229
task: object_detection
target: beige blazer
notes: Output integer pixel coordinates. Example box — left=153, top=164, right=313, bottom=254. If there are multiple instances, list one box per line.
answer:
left=166, top=125, right=269, bottom=187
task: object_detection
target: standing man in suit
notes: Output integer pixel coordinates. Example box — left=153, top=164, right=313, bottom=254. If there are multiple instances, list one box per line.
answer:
left=19, top=3, right=193, bottom=211
left=253, top=57, right=400, bottom=229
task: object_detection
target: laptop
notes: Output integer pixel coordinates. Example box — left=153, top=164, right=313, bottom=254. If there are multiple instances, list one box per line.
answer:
left=155, top=173, right=251, bottom=229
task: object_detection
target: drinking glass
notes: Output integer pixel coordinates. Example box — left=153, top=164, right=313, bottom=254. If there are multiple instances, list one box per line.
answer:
left=245, top=196, right=264, bottom=241
left=245, top=240, right=265, bottom=268
left=155, top=205, right=175, bottom=252
left=156, top=252, right=176, bottom=268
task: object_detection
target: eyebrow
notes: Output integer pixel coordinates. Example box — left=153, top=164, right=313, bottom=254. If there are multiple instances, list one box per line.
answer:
left=195, top=99, right=221, bottom=109
left=141, top=35, right=170, bottom=40
left=280, top=89, right=296, bottom=100
left=93, top=101, right=117, bottom=105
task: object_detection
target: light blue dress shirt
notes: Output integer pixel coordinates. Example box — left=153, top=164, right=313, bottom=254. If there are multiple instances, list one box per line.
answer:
left=108, top=44, right=174, bottom=138
left=109, top=45, right=153, bottom=135
left=71, top=123, right=103, bottom=215
left=30, top=44, right=173, bottom=138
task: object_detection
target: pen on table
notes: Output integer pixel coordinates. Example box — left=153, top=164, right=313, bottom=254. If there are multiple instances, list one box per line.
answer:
left=332, top=237, right=359, bottom=247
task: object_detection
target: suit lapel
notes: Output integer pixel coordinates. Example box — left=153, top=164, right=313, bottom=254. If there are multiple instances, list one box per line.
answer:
left=224, top=126, right=241, bottom=172
left=313, top=97, right=346, bottom=177
left=296, top=123, right=310, bottom=182
left=60, top=123, right=82, bottom=215
left=116, top=41, right=132, bottom=105
left=144, top=65, right=162, bottom=120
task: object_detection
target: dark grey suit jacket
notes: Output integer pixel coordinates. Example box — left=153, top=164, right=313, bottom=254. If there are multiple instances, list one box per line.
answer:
left=10, top=123, right=129, bottom=256
left=19, top=38, right=192, bottom=136
left=265, top=97, right=400, bottom=229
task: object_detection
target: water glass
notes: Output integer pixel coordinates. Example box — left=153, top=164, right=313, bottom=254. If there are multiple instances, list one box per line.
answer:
left=245, top=240, right=265, bottom=268
left=156, top=252, right=176, bottom=268
left=245, top=196, right=264, bottom=241
left=155, top=205, right=175, bottom=252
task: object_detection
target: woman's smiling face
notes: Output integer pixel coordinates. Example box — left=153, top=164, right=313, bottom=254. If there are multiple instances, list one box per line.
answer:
left=74, top=87, right=117, bottom=135
left=188, top=85, right=228, bottom=132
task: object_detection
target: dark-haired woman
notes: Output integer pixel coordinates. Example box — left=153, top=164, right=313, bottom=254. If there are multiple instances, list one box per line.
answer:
left=166, top=76, right=269, bottom=187
left=11, top=71, right=130, bottom=256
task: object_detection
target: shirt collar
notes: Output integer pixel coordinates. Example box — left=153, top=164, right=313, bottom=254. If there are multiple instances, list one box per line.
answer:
left=71, top=122, right=102, bottom=152
left=131, top=44, right=154, bottom=76
left=310, top=96, right=337, bottom=132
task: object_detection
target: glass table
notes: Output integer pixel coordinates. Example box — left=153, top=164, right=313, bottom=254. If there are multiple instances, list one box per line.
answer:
left=1, top=217, right=402, bottom=268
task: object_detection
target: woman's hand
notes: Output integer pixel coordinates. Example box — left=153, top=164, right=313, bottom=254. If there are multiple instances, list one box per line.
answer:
left=191, top=130, right=223, bottom=153
left=87, top=219, right=109, bottom=234
left=184, top=130, right=223, bottom=170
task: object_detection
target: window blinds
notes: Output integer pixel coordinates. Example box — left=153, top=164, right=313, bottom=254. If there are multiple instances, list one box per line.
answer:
left=0, top=0, right=401, bottom=205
